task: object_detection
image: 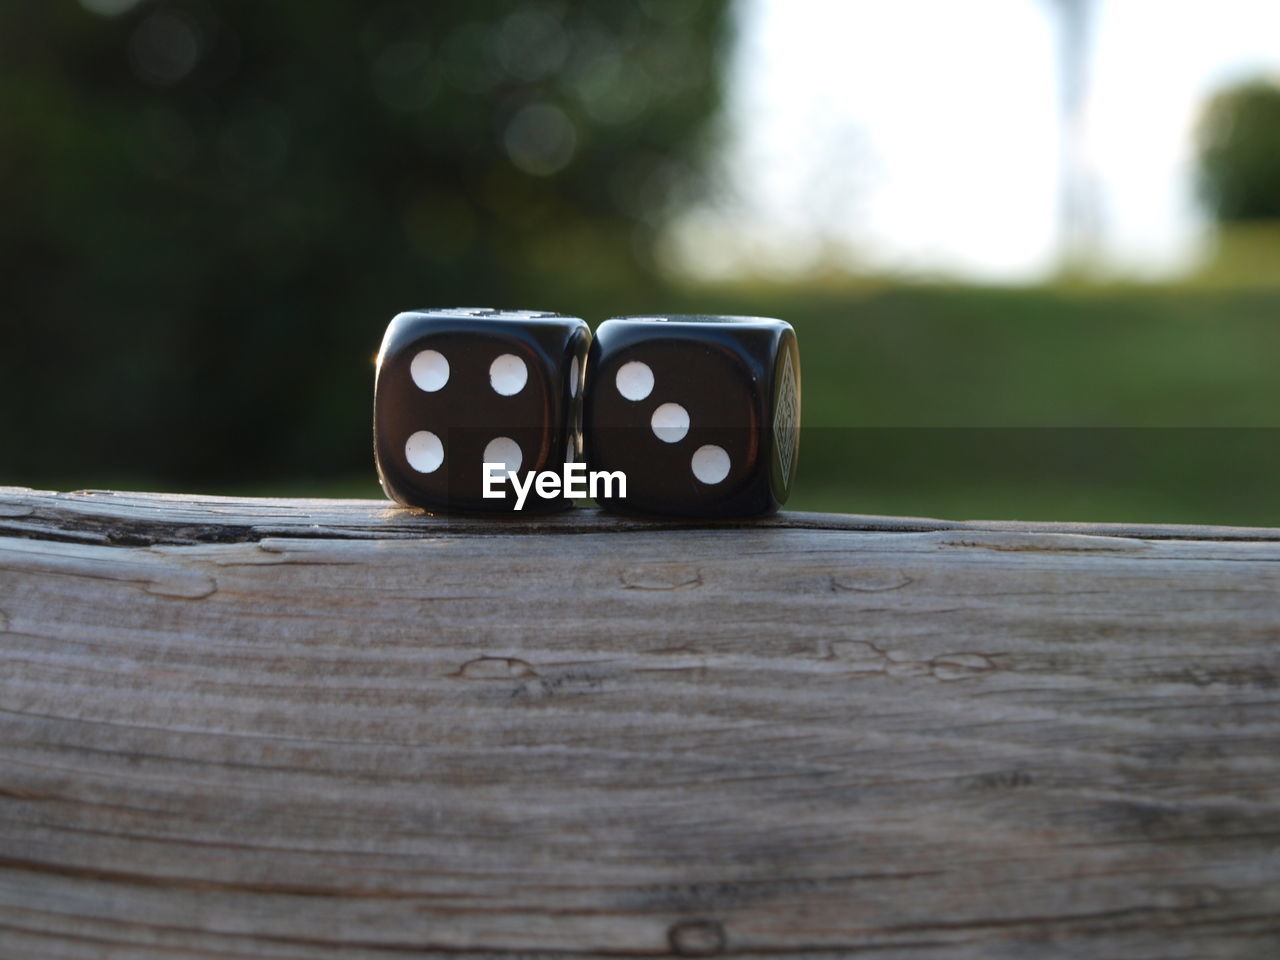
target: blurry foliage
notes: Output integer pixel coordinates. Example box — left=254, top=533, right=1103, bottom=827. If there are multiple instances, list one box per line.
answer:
left=1197, top=78, right=1280, bottom=222
left=698, top=283, right=1280, bottom=526
left=0, top=0, right=731, bottom=486
left=5, top=2, right=1278, bottom=527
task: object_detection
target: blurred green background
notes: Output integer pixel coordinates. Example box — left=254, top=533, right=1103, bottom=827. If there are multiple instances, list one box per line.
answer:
left=2, top=0, right=1278, bottom=525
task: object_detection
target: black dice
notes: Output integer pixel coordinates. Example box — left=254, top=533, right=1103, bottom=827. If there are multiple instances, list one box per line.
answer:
left=583, top=314, right=800, bottom=517
left=374, top=308, right=590, bottom=513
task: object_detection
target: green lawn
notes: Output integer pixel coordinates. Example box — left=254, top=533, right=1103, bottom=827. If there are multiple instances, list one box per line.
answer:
left=109, top=280, right=1280, bottom=527
left=747, top=282, right=1280, bottom=524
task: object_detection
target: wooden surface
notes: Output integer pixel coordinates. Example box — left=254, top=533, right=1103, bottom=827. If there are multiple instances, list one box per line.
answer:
left=1, top=486, right=1278, bottom=959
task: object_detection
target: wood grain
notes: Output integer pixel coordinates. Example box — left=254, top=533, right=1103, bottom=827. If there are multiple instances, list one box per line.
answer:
left=1, top=487, right=1278, bottom=958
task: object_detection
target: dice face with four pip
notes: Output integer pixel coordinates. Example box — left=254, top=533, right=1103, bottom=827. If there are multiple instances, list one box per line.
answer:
left=583, top=315, right=800, bottom=517
left=374, top=308, right=590, bottom=513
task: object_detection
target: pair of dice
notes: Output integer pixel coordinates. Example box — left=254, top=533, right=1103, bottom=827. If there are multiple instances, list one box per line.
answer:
left=373, top=308, right=801, bottom=517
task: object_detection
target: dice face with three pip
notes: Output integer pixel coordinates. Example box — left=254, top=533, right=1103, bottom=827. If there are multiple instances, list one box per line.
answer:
left=374, top=308, right=590, bottom=513
left=583, top=315, right=800, bottom=517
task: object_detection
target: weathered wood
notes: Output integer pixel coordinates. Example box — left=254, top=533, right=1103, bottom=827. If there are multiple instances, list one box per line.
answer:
left=1, top=486, right=1278, bottom=959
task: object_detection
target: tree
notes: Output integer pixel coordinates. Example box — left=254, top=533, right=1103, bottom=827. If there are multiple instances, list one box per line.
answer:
left=0, top=0, right=732, bottom=487
left=1197, top=79, right=1280, bottom=222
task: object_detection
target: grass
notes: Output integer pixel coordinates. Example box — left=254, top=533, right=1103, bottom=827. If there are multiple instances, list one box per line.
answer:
left=21, top=276, right=1280, bottom=527
left=665, top=281, right=1280, bottom=524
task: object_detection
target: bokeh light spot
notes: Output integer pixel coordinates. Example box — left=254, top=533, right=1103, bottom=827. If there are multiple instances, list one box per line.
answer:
left=493, top=10, right=568, bottom=82
left=79, top=0, right=144, bottom=16
left=372, top=41, right=438, bottom=112
left=503, top=102, right=577, bottom=176
left=129, top=9, right=202, bottom=86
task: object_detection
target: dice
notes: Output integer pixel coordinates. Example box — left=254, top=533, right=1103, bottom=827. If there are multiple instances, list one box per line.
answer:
left=583, top=314, right=800, bottom=517
left=374, top=308, right=590, bottom=513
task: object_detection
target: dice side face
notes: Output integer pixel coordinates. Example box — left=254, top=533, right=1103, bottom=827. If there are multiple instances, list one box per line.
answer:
left=769, top=326, right=802, bottom=506
left=373, top=309, right=589, bottom=513
left=560, top=321, right=591, bottom=468
left=583, top=315, right=798, bottom=518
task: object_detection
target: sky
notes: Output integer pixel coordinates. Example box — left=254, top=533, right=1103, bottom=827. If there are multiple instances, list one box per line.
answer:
left=664, top=0, right=1280, bottom=282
